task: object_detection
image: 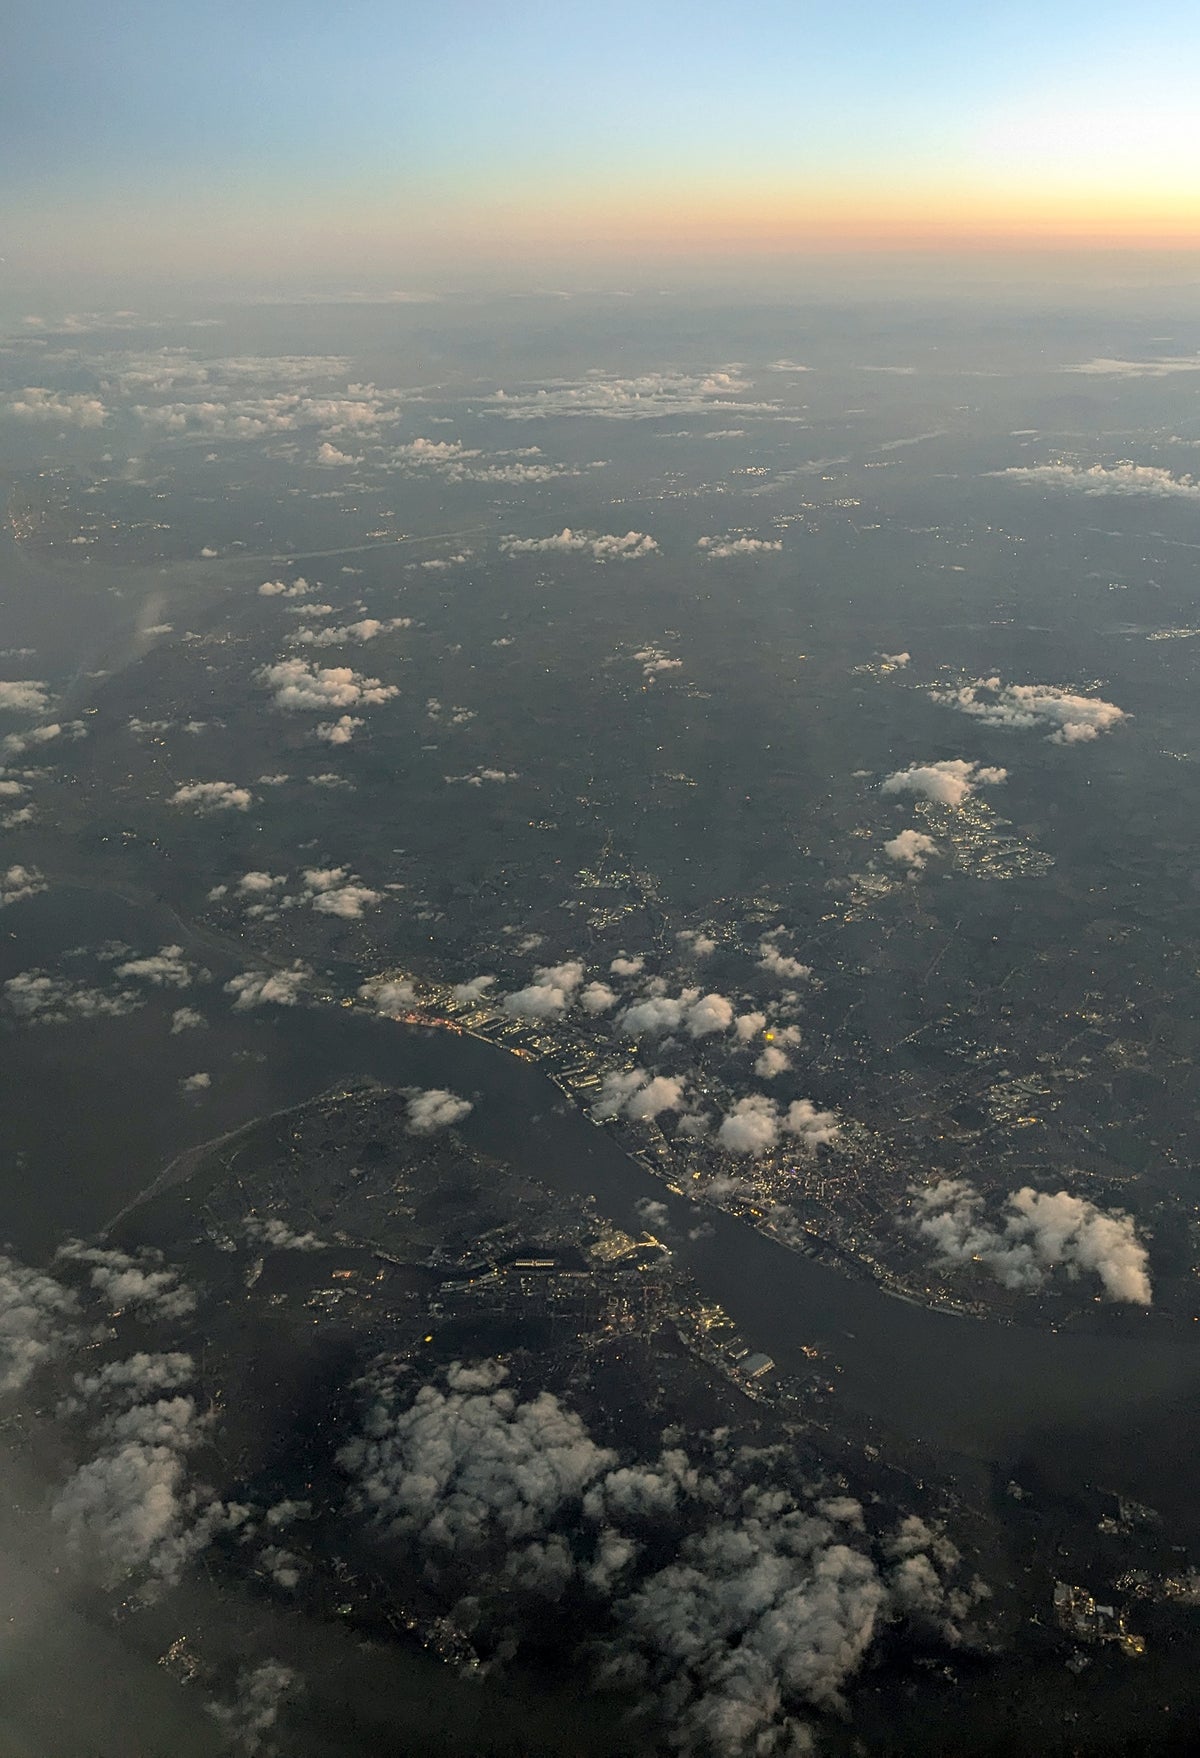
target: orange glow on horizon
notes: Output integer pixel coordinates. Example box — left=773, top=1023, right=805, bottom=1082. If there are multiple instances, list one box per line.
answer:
left=439, top=174, right=1200, bottom=255
left=19, top=173, right=1200, bottom=287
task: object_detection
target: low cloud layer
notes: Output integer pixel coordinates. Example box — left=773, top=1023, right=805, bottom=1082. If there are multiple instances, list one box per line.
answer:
left=113, top=945, right=193, bottom=988
left=618, top=987, right=735, bottom=1039
left=445, top=766, right=520, bottom=786
left=0, top=1253, right=84, bottom=1393
left=259, top=657, right=398, bottom=712
left=500, top=528, right=658, bottom=561
left=359, top=976, right=416, bottom=1016
left=243, top=1216, right=325, bottom=1252
left=225, top=964, right=308, bottom=1010
left=910, top=1180, right=1152, bottom=1305
left=258, top=577, right=311, bottom=598
left=5, top=970, right=143, bottom=1025
left=340, top=1361, right=977, bottom=1754
left=0, top=680, right=51, bottom=715
left=52, top=1396, right=210, bottom=1583
left=504, top=961, right=586, bottom=1020
left=51, top=1359, right=250, bottom=1590
left=758, top=929, right=812, bottom=982
left=342, top=1360, right=616, bottom=1547
left=487, top=368, right=773, bottom=421
left=291, top=616, right=411, bottom=648
left=882, top=759, right=1007, bottom=808
left=0, top=864, right=47, bottom=909
left=592, top=1069, right=688, bottom=1123
left=300, top=866, right=382, bottom=919
left=393, top=437, right=579, bottom=486
left=697, top=534, right=782, bottom=558
left=451, top=974, right=495, bottom=1002
left=405, top=1088, right=473, bottom=1134
left=993, top=462, right=1200, bottom=499
left=55, top=1242, right=197, bottom=1322
left=884, top=829, right=938, bottom=871
left=6, top=388, right=107, bottom=427
left=65, top=1350, right=195, bottom=1411
left=1, top=718, right=87, bottom=760
left=170, top=780, right=253, bottom=814
left=1064, top=356, right=1200, bottom=378
left=580, top=980, right=617, bottom=1013
left=933, top=678, right=1126, bottom=744
left=718, top=1095, right=840, bottom=1157
left=315, top=714, right=364, bottom=744
left=632, top=645, right=682, bottom=679
left=208, top=1661, right=300, bottom=1755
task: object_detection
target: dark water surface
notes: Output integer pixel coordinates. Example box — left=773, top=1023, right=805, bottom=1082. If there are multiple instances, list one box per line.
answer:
left=3, top=882, right=1198, bottom=1536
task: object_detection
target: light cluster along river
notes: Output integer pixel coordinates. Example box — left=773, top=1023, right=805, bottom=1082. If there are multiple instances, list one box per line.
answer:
left=1, top=881, right=1198, bottom=1533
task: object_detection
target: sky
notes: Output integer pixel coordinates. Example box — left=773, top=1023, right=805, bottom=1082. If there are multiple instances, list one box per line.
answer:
left=5, top=0, right=1200, bottom=291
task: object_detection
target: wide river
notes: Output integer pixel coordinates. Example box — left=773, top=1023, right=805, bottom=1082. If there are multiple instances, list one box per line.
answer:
left=2, top=882, right=1198, bottom=1533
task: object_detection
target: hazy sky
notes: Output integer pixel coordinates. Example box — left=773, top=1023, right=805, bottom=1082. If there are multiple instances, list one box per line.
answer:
left=6, top=0, right=1200, bottom=289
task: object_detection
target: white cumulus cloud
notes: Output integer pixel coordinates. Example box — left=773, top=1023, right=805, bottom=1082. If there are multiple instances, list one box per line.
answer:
left=359, top=976, right=417, bottom=1015
left=224, top=964, right=308, bottom=1010
left=884, top=829, right=938, bottom=871
left=933, top=677, right=1126, bottom=744
left=340, top=1360, right=617, bottom=1548
left=301, top=866, right=382, bottom=919
left=0, top=680, right=51, bottom=715
left=259, top=657, right=398, bottom=712
left=755, top=1044, right=792, bottom=1078
left=114, top=945, right=192, bottom=987
left=910, top=1180, right=1151, bottom=1305
left=208, top=1661, right=300, bottom=1754
left=258, top=577, right=311, bottom=598
left=4, top=970, right=142, bottom=1025
left=580, top=981, right=617, bottom=1014
left=758, top=930, right=812, bottom=982
left=315, top=714, right=364, bottom=744
left=243, top=1216, right=325, bottom=1251
left=1, top=719, right=86, bottom=760
left=237, top=871, right=286, bottom=895
left=0, top=1252, right=84, bottom=1393
left=1064, top=356, right=1200, bottom=378
left=881, top=760, right=1006, bottom=808
left=7, top=388, right=107, bottom=427
left=291, top=617, right=411, bottom=648
left=0, top=864, right=47, bottom=908
left=697, top=535, right=782, bottom=558
left=718, top=1095, right=839, bottom=1157
left=993, top=461, right=1200, bottom=499
left=55, top=1241, right=196, bottom=1322
left=593, top=1069, right=688, bottom=1123
left=451, top=975, right=496, bottom=1002
left=316, top=440, right=361, bottom=465
left=170, top=780, right=253, bottom=814
left=487, top=368, right=774, bottom=421
left=500, top=528, right=658, bottom=561
left=617, top=987, right=737, bottom=1040
left=406, top=1088, right=474, bottom=1134
left=504, top=961, right=586, bottom=1020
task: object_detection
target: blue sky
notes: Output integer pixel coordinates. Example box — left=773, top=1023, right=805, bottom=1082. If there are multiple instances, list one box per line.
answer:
left=6, top=0, right=1200, bottom=284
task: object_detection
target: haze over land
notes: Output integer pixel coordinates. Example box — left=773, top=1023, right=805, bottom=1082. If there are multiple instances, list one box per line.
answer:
left=1, top=274, right=1199, bottom=1753
left=4, top=2, right=1200, bottom=1753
